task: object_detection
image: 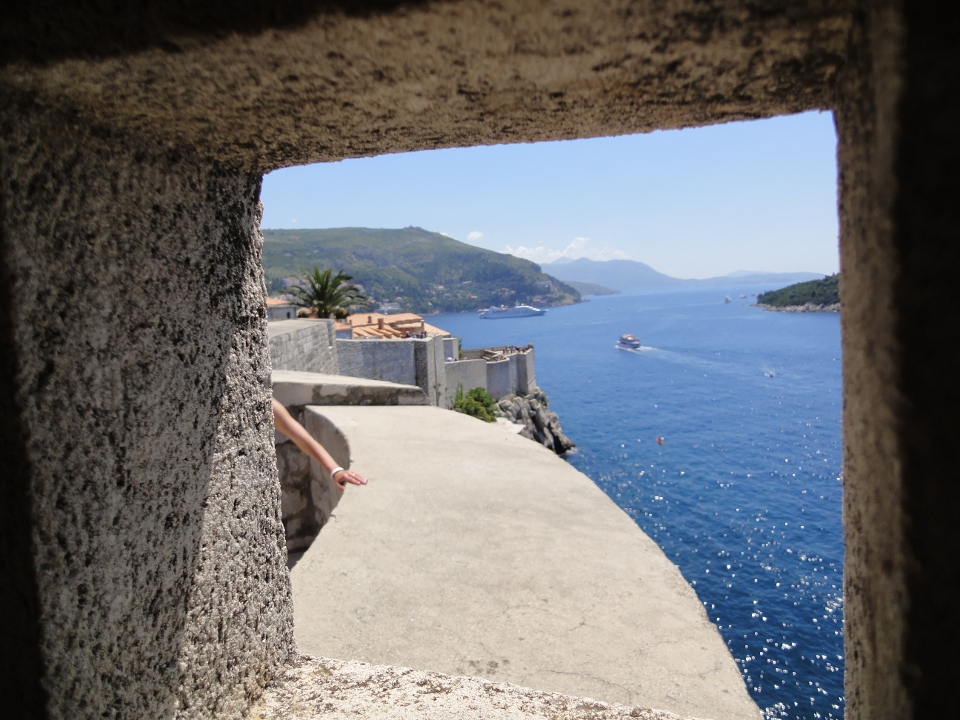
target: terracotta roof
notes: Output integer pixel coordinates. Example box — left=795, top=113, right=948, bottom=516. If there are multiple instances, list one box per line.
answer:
left=343, top=311, right=450, bottom=338
left=422, top=322, right=451, bottom=337
left=353, top=326, right=403, bottom=339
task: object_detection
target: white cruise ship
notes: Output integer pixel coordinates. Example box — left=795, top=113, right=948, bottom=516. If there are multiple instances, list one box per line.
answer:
left=479, top=304, right=547, bottom=319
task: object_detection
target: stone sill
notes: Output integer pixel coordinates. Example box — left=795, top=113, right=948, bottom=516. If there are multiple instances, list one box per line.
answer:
left=252, top=656, right=705, bottom=720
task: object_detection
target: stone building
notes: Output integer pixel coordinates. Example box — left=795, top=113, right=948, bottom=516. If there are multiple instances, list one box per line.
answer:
left=1, top=2, right=956, bottom=720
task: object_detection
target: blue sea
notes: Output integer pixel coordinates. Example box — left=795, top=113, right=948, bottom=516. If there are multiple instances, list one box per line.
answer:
left=432, top=288, right=844, bottom=720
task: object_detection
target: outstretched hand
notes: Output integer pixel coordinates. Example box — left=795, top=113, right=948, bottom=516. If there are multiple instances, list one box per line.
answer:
left=273, top=398, right=369, bottom=492
left=333, top=468, right=368, bottom=490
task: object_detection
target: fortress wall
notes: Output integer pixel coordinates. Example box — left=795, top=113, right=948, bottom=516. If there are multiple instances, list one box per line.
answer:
left=444, top=359, right=488, bottom=408
left=445, top=349, right=537, bottom=408
left=487, top=358, right=516, bottom=401
left=268, top=319, right=338, bottom=375
left=0, top=101, right=295, bottom=718
left=336, top=339, right=416, bottom=387
left=516, top=348, right=537, bottom=394
left=413, top=336, right=446, bottom=406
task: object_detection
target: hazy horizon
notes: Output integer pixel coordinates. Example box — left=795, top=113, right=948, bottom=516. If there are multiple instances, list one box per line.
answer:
left=261, top=111, right=839, bottom=279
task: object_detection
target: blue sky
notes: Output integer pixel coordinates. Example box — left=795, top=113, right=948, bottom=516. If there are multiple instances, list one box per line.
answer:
left=261, top=111, right=839, bottom=279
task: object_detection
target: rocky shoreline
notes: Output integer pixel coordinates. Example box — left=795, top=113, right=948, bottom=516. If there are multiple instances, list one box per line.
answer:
left=496, top=388, right=575, bottom=456
left=755, top=302, right=840, bottom=313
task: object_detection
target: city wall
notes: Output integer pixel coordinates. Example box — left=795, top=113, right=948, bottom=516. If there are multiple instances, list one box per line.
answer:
left=445, top=347, right=537, bottom=407
left=267, top=325, right=505, bottom=409
left=269, top=319, right=339, bottom=375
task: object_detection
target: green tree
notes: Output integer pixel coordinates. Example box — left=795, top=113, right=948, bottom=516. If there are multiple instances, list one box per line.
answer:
left=290, top=267, right=368, bottom=318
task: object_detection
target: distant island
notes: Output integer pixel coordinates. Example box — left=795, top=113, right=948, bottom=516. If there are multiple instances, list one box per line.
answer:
left=261, top=227, right=580, bottom=314
left=543, top=257, right=823, bottom=292
left=756, top=274, right=840, bottom=312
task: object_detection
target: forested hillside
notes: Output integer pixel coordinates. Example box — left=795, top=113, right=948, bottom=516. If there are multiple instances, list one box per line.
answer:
left=261, top=227, right=579, bottom=314
left=756, top=274, right=840, bottom=308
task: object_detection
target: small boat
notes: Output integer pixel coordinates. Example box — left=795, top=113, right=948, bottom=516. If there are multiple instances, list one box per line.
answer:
left=617, top=333, right=641, bottom=350
left=479, top=304, right=547, bottom=319
left=724, top=295, right=732, bottom=304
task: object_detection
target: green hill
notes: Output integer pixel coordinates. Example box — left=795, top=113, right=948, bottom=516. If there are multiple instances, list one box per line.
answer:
left=756, top=274, right=840, bottom=308
left=261, top=227, right=580, bottom=314
left=564, top=280, right=620, bottom=296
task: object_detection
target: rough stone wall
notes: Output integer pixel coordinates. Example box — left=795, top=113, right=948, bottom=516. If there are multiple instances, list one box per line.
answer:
left=0, top=1, right=852, bottom=173
left=0, top=100, right=295, bottom=719
left=837, top=4, right=960, bottom=719
left=336, top=338, right=417, bottom=387
left=268, top=319, right=338, bottom=374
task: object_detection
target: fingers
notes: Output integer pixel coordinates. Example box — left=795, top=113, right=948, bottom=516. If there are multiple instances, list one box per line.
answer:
left=334, top=469, right=368, bottom=489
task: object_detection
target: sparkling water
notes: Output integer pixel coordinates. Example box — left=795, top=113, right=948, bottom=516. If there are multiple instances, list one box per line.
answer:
left=432, top=287, right=844, bottom=719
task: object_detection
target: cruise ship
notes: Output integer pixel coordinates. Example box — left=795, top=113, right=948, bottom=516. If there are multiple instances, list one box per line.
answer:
left=479, top=304, right=547, bottom=319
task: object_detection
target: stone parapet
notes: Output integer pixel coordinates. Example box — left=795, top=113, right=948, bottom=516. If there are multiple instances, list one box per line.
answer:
left=272, top=370, right=429, bottom=407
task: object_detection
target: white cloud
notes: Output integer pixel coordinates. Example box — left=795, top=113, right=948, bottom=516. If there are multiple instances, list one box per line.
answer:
left=467, top=231, right=484, bottom=242
left=504, top=236, right=630, bottom=264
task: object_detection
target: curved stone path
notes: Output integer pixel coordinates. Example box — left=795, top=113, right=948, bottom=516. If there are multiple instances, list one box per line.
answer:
left=288, top=406, right=759, bottom=720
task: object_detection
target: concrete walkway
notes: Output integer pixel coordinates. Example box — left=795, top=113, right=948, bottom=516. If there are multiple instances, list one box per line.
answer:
left=289, top=406, right=760, bottom=720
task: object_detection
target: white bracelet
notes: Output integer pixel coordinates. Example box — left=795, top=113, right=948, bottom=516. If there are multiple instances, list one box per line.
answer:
left=329, top=466, right=345, bottom=477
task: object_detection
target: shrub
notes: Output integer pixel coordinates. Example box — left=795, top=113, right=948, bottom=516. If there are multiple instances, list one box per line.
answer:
left=453, top=385, right=498, bottom=423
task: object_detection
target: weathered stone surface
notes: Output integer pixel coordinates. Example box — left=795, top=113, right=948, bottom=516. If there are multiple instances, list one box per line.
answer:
left=0, top=100, right=295, bottom=719
left=1, top=1, right=851, bottom=173
left=290, top=406, right=758, bottom=720
left=251, top=656, right=700, bottom=720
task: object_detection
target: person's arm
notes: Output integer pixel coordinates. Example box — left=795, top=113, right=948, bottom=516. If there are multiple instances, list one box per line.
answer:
left=272, top=399, right=367, bottom=489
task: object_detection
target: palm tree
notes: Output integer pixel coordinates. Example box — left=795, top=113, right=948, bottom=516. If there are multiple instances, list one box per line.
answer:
left=290, top=267, right=368, bottom=319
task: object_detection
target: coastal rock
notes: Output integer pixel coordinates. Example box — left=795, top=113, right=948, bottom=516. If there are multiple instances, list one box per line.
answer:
left=756, top=302, right=840, bottom=313
left=497, top=389, right=575, bottom=455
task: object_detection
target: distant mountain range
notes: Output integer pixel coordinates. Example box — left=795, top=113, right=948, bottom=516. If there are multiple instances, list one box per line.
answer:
left=261, top=227, right=579, bottom=314
left=542, top=258, right=824, bottom=292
